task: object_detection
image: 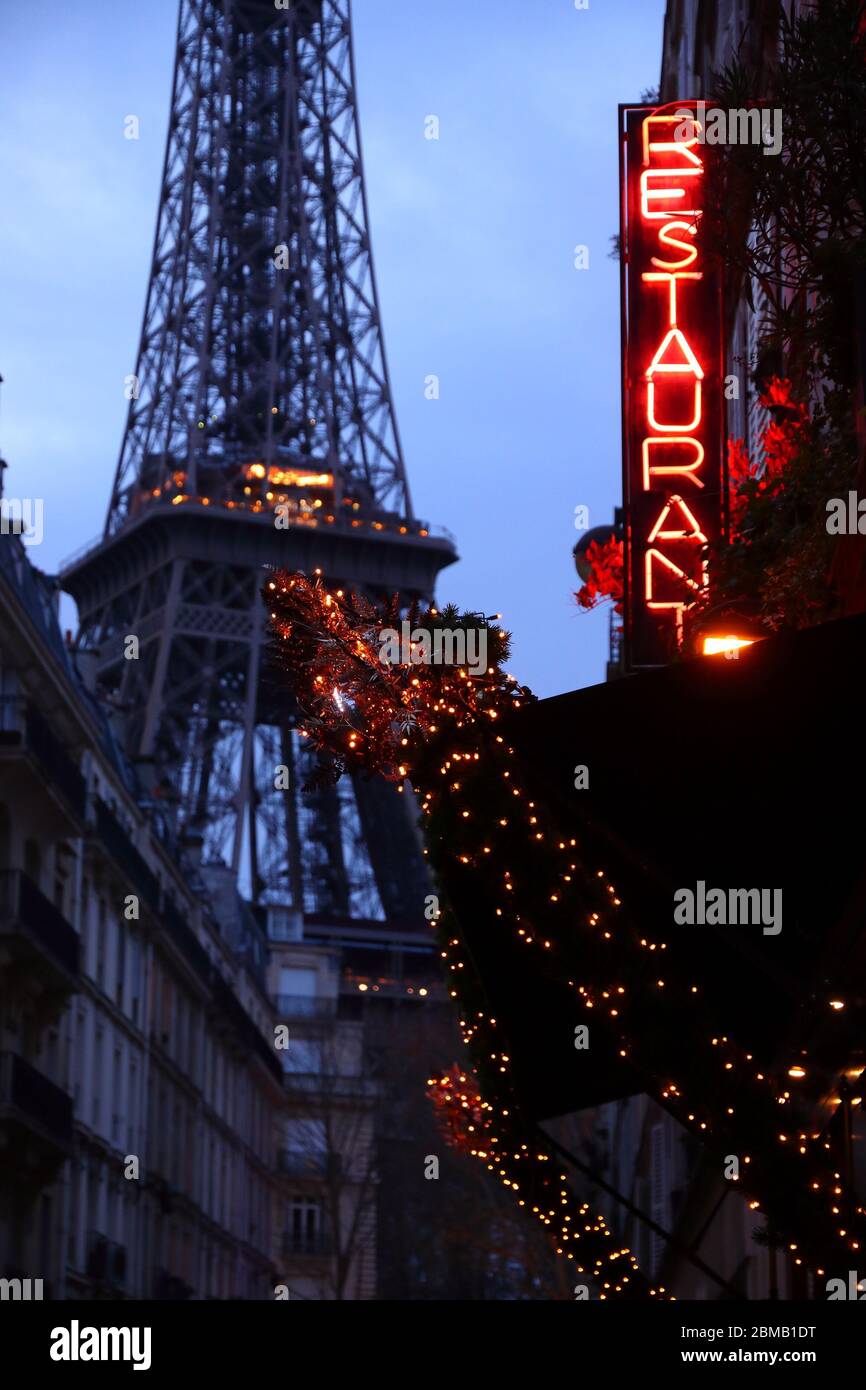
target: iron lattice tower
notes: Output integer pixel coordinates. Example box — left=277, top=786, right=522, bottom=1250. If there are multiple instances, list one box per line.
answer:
left=63, top=0, right=456, bottom=915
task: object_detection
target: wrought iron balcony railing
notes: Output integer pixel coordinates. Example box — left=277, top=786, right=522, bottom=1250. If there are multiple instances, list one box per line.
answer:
left=0, top=1051, right=74, bottom=1149
left=277, top=1149, right=342, bottom=1180
left=274, top=993, right=337, bottom=1019
left=281, top=1229, right=334, bottom=1258
left=93, top=797, right=160, bottom=908
left=0, top=698, right=87, bottom=822
left=0, top=869, right=79, bottom=978
left=282, top=1071, right=378, bottom=1099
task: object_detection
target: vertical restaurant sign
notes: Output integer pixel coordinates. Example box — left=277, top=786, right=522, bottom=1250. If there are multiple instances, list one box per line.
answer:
left=619, top=103, right=723, bottom=668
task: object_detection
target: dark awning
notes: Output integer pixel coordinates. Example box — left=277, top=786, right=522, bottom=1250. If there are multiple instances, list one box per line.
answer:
left=449, top=612, right=866, bottom=1123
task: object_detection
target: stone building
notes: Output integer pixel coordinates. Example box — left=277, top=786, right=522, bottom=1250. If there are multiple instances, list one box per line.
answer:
left=0, top=505, right=283, bottom=1299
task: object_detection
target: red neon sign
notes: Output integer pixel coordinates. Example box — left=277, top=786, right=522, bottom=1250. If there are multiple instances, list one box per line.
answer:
left=619, top=104, right=724, bottom=667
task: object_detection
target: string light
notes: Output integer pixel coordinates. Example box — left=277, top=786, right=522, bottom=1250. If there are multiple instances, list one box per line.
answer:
left=267, top=570, right=866, bottom=1290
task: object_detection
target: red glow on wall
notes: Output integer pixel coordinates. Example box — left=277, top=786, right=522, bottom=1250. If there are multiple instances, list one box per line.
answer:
left=619, top=105, right=724, bottom=667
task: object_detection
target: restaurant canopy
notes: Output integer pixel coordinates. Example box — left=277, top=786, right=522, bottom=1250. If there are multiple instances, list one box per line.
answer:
left=450, top=612, right=866, bottom=1124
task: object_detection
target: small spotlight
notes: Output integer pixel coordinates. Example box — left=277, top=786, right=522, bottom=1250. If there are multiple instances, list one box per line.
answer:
left=702, top=634, right=756, bottom=656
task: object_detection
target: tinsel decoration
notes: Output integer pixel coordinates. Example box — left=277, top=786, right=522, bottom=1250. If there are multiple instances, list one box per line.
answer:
left=264, top=569, right=519, bottom=785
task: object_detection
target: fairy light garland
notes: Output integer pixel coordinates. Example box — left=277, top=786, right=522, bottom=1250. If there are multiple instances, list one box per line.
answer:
left=427, top=1064, right=649, bottom=1298
left=266, top=570, right=865, bottom=1292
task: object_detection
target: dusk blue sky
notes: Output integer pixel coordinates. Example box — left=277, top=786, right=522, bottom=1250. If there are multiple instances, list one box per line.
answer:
left=0, top=0, right=665, bottom=697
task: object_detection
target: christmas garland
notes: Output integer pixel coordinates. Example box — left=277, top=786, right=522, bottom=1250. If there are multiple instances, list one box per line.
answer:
left=265, top=570, right=866, bottom=1295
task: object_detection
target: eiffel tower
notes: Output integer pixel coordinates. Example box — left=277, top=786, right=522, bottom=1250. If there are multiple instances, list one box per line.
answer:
left=62, top=0, right=456, bottom=919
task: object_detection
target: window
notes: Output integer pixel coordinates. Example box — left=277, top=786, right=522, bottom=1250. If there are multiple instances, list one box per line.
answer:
left=92, top=1028, right=103, bottom=1128
left=161, top=972, right=174, bottom=1048
left=24, top=838, right=41, bottom=887
left=129, top=933, right=140, bottom=1024
left=112, top=1047, right=122, bottom=1144
left=73, top=1010, right=85, bottom=1109
left=278, top=966, right=317, bottom=997
left=68, top=1163, right=80, bottom=1266
left=114, top=1181, right=125, bottom=1247
left=116, top=923, right=126, bottom=1007
left=285, top=1117, right=326, bottom=1153
left=128, top=1058, right=137, bottom=1153
left=178, top=995, right=188, bottom=1069
left=286, top=1197, right=325, bottom=1255
left=188, top=1005, right=198, bottom=1083
left=86, top=1163, right=97, bottom=1238
left=281, top=1037, right=321, bottom=1075
left=158, top=1085, right=168, bottom=1170
left=185, top=1114, right=194, bottom=1193
left=54, top=861, right=68, bottom=915
left=268, top=907, right=302, bottom=941
left=283, top=1118, right=326, bottom=1177
left=97, top=901, right=107, bottom=991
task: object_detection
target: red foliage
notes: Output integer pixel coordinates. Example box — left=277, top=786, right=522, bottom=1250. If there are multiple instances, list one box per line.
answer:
left=726, top=377, right=810, bottom=540
left=575, top=536, right=624, bottom=614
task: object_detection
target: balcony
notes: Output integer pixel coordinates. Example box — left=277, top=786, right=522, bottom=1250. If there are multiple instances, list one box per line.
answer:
left=283, top=1072, right=378, bottom=1100
left=94, top=798, right=160, bottom=908
left=0, top=698, right=87, bottom=829
left=339, top=977, right=447, bottom=1004
left=281, top=1229, right=334, bottom=1259
left=274, top=993, right=337, bottom=1020
left=0, top=869, right=79, bottom=993
left=0, top=1051, right=74, bottom=1177
left=163, top=897, right=212, bottom=981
